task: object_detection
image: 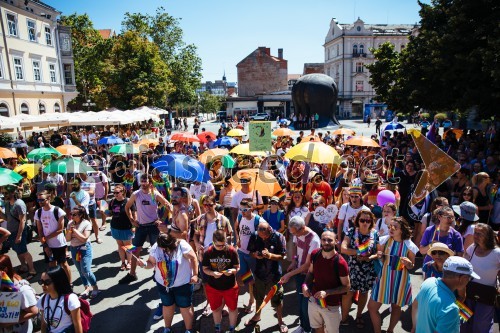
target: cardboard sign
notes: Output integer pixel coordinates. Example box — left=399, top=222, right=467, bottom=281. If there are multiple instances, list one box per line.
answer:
left=313, top=204, right=339, bottom=224
left=0, top=292, right=22, bottom=323
left=249, top=121, right=272, bottom=152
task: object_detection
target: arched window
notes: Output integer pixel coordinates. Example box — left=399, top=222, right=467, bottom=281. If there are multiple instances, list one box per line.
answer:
left=359, top=44, right=364, bottom=54
left=353, top=44, right=358, bottom=55
left=39, top=103, right=46, bottom=114
left=20, top=103, right=29, bottom=114
left=0, top=103, right=9, bottom=117
left=54, top=103, right=60, bottom=112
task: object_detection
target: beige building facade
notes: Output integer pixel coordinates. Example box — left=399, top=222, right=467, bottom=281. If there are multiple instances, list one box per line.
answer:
left=0, top=0, right=77, bottom=117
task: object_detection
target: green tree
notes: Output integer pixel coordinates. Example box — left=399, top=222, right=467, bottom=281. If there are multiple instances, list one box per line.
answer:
left=59, top=14, right=113, bottom=110
left=199, top=92, right=222, bottom=117
left=105, top=31, right=171, bottom=109
left=122, top=7, right=202, bottom=106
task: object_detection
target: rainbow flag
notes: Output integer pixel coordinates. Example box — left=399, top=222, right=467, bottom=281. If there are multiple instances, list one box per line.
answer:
left=357, top=239, right=371, bottom=256
left=256, top=284, right=279, bottom=313
left=456, top=300, right=473, bottom=322
left=1, top=272, right=17, bottom=292
left=123, top=172, right=134, bottom=191
left=241, top=270, right=254, bottom=284
left=316, top=298, right=327, bottom=308
left=395, top=258, right=405, bottom=271
left=389, top=256, right=405, bottom=271
left=122, top=244, right=137, bottom=253
left=75, top=251, right=82, bottom=262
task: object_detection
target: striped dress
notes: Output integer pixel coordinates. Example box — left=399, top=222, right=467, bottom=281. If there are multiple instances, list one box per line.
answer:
left=371, top=235, right=418, bottom=307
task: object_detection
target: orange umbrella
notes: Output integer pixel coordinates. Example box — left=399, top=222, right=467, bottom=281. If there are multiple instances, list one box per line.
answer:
left=301, top=135, right=321, bottom=142
left=344, top=136, right=380, bottom=148
left=272, top=128, right=294, bottom=137
left=56, top=145, right=84, bottom=156
left=177, top=133, right=200, bottom=143
left=444, top=128, right=463, bottom=140
left=199, top=148, right=229, bottom=164
left=137, top=138, right=159, bottom=146
left=332, top=128, right=355, bottom=136
left=0, top=148, right=16, bottom=159
left=197, top=131, right=217, bottom=143
left=229, top=168, right=281, bottom=196
left=170, top=133, right=185, bottom=141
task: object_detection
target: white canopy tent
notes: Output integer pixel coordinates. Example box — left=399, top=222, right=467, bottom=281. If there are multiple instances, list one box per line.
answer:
left=19, top=113, right=70, bottom=128
left=0, top=116, right=20, bottom=130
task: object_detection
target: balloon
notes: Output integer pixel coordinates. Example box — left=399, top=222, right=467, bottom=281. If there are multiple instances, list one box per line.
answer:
left=377, top=190, right=396, bottom=207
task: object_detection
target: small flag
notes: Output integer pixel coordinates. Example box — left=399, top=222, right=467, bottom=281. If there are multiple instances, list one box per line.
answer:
left=389, top=255, right=405, bottom=271
left=456, top=300, right=473, bottom=322
left=316, top=298, right=327, bottom=308
left=395, top=258, right=405, bottom=271
left=357, top=239, right=371, bottom=256
left=1, top=272, right=17, bottom=291
left=75, top=251, right=82, bottom=262
left=122, top=245, right=137, bottom=253
left=256, top=284, right=279, bottom=313
left=241, top=270, right=254, bottom=284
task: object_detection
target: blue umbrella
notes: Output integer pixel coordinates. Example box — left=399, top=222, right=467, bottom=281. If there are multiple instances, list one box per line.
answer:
left=151, top=154, right=210, bottom=182
left=213, top=136, right=238, bottom=147
left=98, top=136, right=124, bottom=145
left=279, top=119, right=288, bottom=124
left=384, top=122, right=405, bottom=131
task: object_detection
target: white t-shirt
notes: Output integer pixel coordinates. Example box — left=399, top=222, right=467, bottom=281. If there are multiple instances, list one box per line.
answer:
left=378, top=235, right=419, bottom=255
left=34, top=206, right=67, bottom=248
left=81, top=178, right=96, bottom=205
left=69, top=190, right=90, bottom=213
left=338, top=203, right=370, bottom=235
left=150, top=240, right=193, bottom=288
left=1, top=280, right=37, bottom=333
left=46, top=173, right=63, bottom=186
left=288, top=206, right=309, bottom=220
left=463, top=224, right=475, bottom=239
left=230, top=190, right=264, bottom=214
left=466, top=245, right=500, bottom=287
left=88, top=133, right=97, bottom=144
left=92, top=172, right=108, bottom=200
left=66, top=220, right=92, bottom=247
left=189, top=181, right=215, bottom=201
left=238, top=215, right=266, bottom=254
left=203, top=221, right=218, bottom=248
left=293, top=230, right=321, bottom=264
left=37, top=293, right=80, bottom=333
left=375, top=217, right=391, bottom=237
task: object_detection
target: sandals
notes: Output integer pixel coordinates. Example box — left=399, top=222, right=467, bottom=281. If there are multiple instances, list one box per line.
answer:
left=243, top=303, right=254, bottom=314
left=356, top=317, right=365, bottom=329
left=26, top=272, right=37, bottom=281
left=279, top=324, right=288, bottom=333
left=244, top=318, right=261, bottom=327
left=202, top=306, right=212, bottom=317
left=80, top=290, right=90, bottom=298
left=89, top=290, right=100, bottom=299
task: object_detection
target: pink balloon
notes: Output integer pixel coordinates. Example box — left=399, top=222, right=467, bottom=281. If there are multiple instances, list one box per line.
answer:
left=377, top=190, right=396, bottom=207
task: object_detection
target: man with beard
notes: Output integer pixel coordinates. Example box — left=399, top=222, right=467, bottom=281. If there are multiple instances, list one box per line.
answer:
left=302, top=230, right=350, bottom=333
left=245, top=221, right=287, bottom=332
left=69, top=178, right=90, bottom=213
left=120, top=174, right=171, bottom=284
left=169, top=187, right=190, bottom=241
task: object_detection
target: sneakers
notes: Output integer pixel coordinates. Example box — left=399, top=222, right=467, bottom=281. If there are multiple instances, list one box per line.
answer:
left=153, top=304, right=163, bottom=320
left=118, top=273, right=137, bottom=284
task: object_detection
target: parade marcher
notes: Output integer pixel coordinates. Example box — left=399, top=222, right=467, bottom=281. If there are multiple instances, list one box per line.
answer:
left=368, top=217, right=418, bottom=333
left=202, top=230, right=239, bottom=333
left=421, top=242, right=453, bottom=280
left=453, top=201, right=479, bottom=250
left=218, top=177, right=235, bottom=229
left=471, top=172, right=493, bottom=223
left=35, top=191, right=71, bottom=282
left=302, top=229, right=349, bottom=333
left=108, top=184, right=134, bottom=271
left=0, top=185, right=36, bottom=280
left=262, top=196, right=286, bottom=234
left=462, top=223, right=500, bottom=333
left=337, top=186, right=370, bottom=239
left=68, top=178, right=90, bottom=215
left=305, top=172, right=333, bottom=208
left=78, top=173, right=101, bottom=244
left=375, top=203, right=396, bottom=237
left=170, top=187, right=190, bottom=241
left=230, top=175, right=264, bottom=222
left=66, top=205, right=99, bottom=299
left=305, top=195, right=329, bottom=237
left=246, top=221, right=287, bottom=333
left=38, top=265, right=83, bottom=333
left=141, top=232, right=198, bottom=333
left=90, top=167, right=109, bottom=232
left=340, top=210, right=379, bottom=328
left=412, top=256, right=479, bottom=333
left=280, top=215, right=321, bottom=333
left=120, top=174, right=171, bottom=284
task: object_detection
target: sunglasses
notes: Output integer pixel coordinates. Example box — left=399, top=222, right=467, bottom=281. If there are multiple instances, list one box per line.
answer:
left=171, top=195, right=181, bottom=199
left=38, top=279, right=53, bottom=286
left=359, top=218, right=371, bottom=224
left=240, top=207, right=251, bottom=213
left=270, top=202, right=279, bottom=205
left=430, top=250, right=448, bottom=256
left=37, top=198, right=47, bottom=202
left=113, top=191, right=122, bottom=194
left=258, top=227, right=268, bottom=232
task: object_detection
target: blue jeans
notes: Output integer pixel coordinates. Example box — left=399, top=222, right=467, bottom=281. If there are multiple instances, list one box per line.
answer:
left=295, top=274, right=311, bottom=332
left=70, top=242, right=97, bottom=287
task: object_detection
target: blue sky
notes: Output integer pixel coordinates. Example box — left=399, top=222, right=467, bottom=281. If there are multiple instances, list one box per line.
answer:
left=47, top=0, right=424, bottom=83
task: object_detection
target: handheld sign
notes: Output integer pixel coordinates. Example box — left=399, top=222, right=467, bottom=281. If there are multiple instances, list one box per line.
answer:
left=0, top=292, right=22, bottom=323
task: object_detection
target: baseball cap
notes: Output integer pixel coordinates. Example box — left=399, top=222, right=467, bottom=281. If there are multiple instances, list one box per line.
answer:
left=270, top=196, right=280, bottom=203
left=443, top=256, right=480, bottom=279
left=452, top=201, right=479, bottom=222
left=3, top=185, right=18, bottom=193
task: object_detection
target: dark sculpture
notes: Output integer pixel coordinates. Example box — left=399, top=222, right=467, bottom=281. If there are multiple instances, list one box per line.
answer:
left=292, top=73, right=340, bottom=128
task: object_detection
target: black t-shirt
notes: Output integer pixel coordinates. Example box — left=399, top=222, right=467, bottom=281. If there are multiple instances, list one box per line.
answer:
left=202, top=245, right=239, bottom=290
left=110, top=198, right=134, bottom=230
left=109, top=159, right=126, bottom=183
left=247, top=232, right=286, bottom=283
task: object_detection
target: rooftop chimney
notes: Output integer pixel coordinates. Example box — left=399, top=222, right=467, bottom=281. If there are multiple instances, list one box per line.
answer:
left=278, top=48, right=283, bottom=59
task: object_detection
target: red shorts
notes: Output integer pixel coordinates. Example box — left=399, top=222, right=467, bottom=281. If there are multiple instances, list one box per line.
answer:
left=205, top=283, right=239, bottom=311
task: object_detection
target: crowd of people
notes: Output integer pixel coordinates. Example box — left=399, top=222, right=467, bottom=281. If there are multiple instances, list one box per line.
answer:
left=0, top=115, right=498, bottom=333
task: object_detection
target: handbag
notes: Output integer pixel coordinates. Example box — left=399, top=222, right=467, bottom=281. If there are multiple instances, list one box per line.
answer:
left=465, top=246, right=500, bottom=306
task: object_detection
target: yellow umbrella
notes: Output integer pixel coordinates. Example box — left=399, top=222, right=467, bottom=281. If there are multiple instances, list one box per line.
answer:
left=0, top=148, right=16, bottom=159
left=285, top=141, right=341, bottom=164
left=137, top=138, right=159, bottom=146
left=56, top=145, right=84, bottom=156
left=14, top=163, right=41, bottom=179
left=332, top=128, right=355, bottom=136
left=272, top=128, right=294, bottom=137
left=229, top=168, right=281, bottom=196
left=227, top=128, right=246, bottom=137
left=344, top=136, right=380, bottom=148
left=230, top=143, right=267, bottom=156
left=199, top=148, right=229, bottom=164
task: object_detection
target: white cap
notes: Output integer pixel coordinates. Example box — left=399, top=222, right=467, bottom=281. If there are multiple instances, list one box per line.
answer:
left=443, top=256, right=480, bottom=279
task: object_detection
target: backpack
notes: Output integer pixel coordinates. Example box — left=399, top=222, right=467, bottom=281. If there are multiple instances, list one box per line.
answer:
left=36, top=206, right=60, bottom=222
left=41, top=293, right=93, bottom=333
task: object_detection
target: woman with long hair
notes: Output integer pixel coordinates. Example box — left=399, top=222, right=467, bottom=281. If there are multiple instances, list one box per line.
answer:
left=462, top=223, right=500, bottom=333
left=107, top=184, right=134, bottom=271
left=368, top=217, right=418, bottom=333
left=471, top=172, right=493, bottom=222
left=219, top=176, right=235, bottom=230
left=37, top=266, right=82, bottom=333
left=340, top=210, right=379, bottom=328
left=416, top=196, right=449, bottom=247
left=65, top=206, right=99, bottom=299
left=141, top=232, right=198, bottom=333
left=0, top=254, right=38, bottom=332
left=451, top=168, right=471, bottom=205
left=454, top=201, right=479, bottom=250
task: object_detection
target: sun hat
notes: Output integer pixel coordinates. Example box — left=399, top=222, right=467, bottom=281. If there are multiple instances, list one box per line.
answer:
left=443, top=256, right=480, bottom=279
left=452, top=201, right=479, bottom=222
left=428, top=242, right=454, bottom=257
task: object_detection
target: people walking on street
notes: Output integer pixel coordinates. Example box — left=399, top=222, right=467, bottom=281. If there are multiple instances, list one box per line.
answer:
left=108, top=184, right=134, bottom=271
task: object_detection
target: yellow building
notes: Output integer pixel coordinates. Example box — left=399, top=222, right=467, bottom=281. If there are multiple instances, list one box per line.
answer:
left=0, top=0, right=77, bottom=117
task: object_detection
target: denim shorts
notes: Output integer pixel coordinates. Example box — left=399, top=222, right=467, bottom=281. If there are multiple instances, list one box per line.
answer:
left=236, top=250, right=256, bottom=277
left=6, top=228, right=28, bottom=255
left=132, top=224, right=159, bottom=247
left=88, top=202, right=97, bottom=219
left=156, top=282, right=193, bottom=308
left=111, top=228, right=134, bottom=241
